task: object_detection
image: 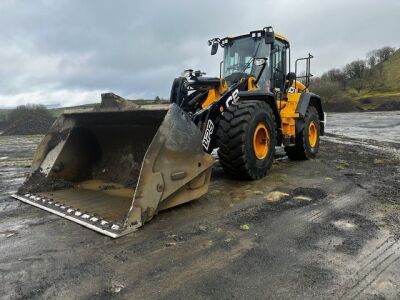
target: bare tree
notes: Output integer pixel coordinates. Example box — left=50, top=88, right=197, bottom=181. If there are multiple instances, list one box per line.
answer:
left=325, top=68, right=347, bottom=90
left=344, top=60, right=367, bottom=93
left=366, top=51, right=377, bottom=68
left=310, top=78, right=341, bottom=102
left=367, top=46, right=396, bottom=67
left=344, top=60, right=367, bottom=80
left=375, top=46, right=396, bottom=63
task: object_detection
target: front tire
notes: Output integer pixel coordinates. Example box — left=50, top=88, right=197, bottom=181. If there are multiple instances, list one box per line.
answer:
left=170, top=77, right=188, bottom=107
left=284, top=106, right=320, bottom=160
left=217, top=100, right=276, bottom=180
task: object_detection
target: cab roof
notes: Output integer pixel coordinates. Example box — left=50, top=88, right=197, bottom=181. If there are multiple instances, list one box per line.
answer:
left=222, top=32, right=290, bottom=45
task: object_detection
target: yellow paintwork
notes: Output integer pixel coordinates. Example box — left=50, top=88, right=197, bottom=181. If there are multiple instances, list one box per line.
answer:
left=247, top=77, right=257, bottom=91
left=253, top=123, right=269, bottom=159
left=291, top=80, right=309, bottom=93
left=200, top=76, right=257, bottom=109
left=278, top=80, right=308, bottom=138
left=201, top=79, right=228, bottom=109
left=308, top=121, right=317, bottom=147
left=275, top=33, right=289, bottom=44
left=279, top=92, right=301, bottom=138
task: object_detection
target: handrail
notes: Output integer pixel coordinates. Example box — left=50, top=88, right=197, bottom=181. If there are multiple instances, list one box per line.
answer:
left=294, top=53, right=314, bottom=90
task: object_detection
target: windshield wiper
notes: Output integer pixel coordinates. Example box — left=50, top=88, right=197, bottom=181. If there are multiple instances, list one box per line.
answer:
left=240, top=41, right=261, bottom=74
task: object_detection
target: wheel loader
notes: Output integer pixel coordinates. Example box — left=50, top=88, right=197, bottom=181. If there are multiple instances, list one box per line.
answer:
left=13, top=27, right=325, bottom=238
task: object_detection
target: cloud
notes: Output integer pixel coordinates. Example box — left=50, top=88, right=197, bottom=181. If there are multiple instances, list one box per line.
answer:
left=0, top=0, right=398, bottom=108
left=0, top=89, right=104, bottom=109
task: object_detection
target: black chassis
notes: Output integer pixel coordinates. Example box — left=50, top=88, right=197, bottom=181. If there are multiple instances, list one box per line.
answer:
left=189, top=79, right=280, bottom=154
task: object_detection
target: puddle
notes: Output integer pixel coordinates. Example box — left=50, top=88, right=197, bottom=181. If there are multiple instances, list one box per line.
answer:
left=332, top=219, right=357, bottom=230
left=293, top=195, right=313, bottom=202
left=326, top=111, right=400, bottom=144
left=291, top=187, right=327, bottom=201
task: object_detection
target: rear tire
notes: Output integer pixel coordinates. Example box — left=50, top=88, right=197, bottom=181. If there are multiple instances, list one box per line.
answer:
left=217, top=100, right=276, bottom=180
left=284, top=106, right=320, bottom=160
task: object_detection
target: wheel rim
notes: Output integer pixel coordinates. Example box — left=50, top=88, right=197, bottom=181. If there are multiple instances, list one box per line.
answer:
left=308, top=121, right=318, bottom=147
left=253, top=123, right=270, bottom=160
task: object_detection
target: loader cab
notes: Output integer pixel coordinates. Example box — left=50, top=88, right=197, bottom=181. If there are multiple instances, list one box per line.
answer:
left=219, top=32, right=290, bottom=94
left=221, top=35, right=272, bottom=91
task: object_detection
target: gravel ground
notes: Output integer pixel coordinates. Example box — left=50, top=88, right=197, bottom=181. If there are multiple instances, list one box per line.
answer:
left=0, top=112, right=399, bottom=300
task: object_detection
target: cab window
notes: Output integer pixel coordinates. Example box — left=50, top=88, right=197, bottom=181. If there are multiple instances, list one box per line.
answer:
left=271, top=41, right=287, bottom=90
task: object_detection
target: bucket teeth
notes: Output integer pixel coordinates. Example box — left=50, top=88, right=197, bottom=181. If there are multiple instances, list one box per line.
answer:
left=12, top=193, right=137, bottom=238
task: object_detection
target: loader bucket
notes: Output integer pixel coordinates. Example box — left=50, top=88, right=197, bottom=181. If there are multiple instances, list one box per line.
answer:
left=12, top=104, right=214, bottom=238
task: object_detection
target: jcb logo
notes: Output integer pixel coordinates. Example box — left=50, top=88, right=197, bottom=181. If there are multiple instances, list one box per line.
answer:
left=202, top=120, right=214, bottom=150
left=225, top=89, right=240, bottom=108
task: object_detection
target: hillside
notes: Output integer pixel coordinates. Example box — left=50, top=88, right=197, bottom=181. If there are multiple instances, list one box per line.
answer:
left=357, top=48, right=400, bottom=93
left=352, top=48, right=400, bottom=109
left=312, top=47, right=400, bottom=112
left=382, top=48, right=400, bottom=91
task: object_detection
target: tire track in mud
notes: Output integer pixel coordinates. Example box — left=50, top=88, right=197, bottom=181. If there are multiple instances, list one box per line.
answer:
left=316, top=132, right=400, bottom=299
left=338, top=236, right=400, bottom=299
left=301, top=192, right=364, bottom=224
left=322, top=134, right=400, bottom=159
left=309, top=210, right=324, bottom=222
left=298, top=189, right=399, bottom=299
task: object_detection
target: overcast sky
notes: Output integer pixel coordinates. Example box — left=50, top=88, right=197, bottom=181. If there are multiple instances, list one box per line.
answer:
left=0, top=0, right=399, bottom=108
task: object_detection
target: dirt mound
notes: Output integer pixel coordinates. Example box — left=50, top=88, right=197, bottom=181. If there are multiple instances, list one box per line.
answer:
left=18, top=170, right=74, bottom=194
left=2, top=116, right=55, bottom=135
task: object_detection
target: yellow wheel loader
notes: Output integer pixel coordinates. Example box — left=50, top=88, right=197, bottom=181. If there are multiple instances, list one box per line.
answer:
left=13, top=27, right=325, bottom=238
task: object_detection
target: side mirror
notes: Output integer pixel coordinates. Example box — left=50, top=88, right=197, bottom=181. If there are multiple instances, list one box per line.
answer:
left=254, top=57, right=268, bottom=66
left=211, top=43, right=218, bottom=55
left=264, top=31, right=275, bottom=45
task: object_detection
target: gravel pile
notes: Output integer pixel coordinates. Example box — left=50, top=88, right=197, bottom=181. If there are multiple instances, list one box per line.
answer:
left=1, top=116, right=55, bottom=135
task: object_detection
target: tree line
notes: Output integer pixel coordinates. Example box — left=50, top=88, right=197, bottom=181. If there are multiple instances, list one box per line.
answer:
left=7, top=104, right=53, bottom=123
left=311, top=46, right=396, bottom=102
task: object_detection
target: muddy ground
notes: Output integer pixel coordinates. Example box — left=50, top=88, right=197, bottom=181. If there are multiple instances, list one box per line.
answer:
left=0, top=111, right=399, bottom=300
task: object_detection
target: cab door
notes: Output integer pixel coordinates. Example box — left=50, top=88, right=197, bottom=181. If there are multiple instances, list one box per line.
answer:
left=271, top=40, right=287, bottom=93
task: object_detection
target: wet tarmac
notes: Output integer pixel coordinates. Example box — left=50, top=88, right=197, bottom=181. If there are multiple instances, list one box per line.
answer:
left=0, top=112, right=399, bottom=299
